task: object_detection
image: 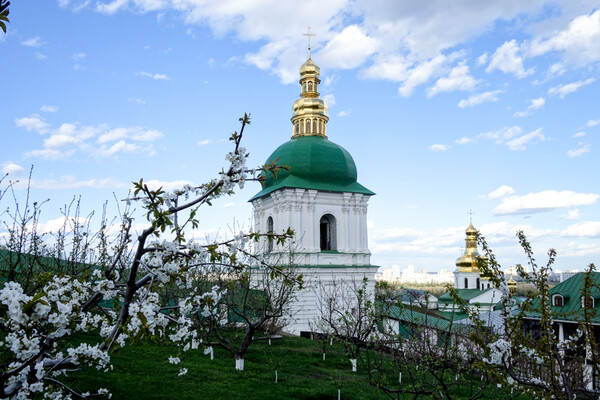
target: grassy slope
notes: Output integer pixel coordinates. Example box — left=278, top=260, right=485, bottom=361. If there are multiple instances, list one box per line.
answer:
left=72, top=334, right=517, bottom=400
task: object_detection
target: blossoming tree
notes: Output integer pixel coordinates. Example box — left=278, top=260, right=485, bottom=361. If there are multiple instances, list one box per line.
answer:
left=0, top=115, right=297, bottom=399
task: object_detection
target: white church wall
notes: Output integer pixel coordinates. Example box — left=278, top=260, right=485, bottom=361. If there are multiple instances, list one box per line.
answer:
left=252, top=188, right=371, bottom=267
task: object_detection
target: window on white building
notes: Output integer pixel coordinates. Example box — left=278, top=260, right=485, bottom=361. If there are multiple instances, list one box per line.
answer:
left=320, top=214, right=336, bottom=251
left=266, top=216, right=274, bottom=253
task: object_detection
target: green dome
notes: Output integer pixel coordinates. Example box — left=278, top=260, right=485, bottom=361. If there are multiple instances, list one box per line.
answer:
left=250, top=136, right=374, bottom=200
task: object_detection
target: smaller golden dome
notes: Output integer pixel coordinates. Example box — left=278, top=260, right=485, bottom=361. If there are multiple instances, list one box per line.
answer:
left=300, top=57, right=319, bottom=76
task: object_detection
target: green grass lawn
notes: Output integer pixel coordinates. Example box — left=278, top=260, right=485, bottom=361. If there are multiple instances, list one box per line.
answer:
left=71, top=333, right=518, bottom=400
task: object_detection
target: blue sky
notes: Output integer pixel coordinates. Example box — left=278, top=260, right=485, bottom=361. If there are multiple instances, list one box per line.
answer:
left=2, top=0, right=599, bottom=273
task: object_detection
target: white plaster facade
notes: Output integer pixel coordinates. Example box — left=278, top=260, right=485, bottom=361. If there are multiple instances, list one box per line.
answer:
left=252, top=188, right=371, bottom=266
left=251, top=187, right=377, bottom=335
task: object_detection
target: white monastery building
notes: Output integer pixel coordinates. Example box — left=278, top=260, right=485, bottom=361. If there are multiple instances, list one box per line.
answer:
left=249, top=54, right=378, bottom=335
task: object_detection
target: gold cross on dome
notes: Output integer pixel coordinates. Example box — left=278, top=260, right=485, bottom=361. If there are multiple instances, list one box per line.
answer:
left=467, top=209, right=475, bottom=222
left=303, top=26, right=316, bottom=57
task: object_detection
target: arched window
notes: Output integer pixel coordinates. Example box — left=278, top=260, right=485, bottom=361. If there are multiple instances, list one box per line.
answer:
left=312, top=119, right=317, bottom=133
left=464, top=278, right=468, bottom=289
left=320, top=214, right=336, bottom=251
left=476, top=278, right=480, bottom=290
left=295, top=122, right=299, bottom=135
left=300, top=120, right=304, bottom=134
left=307, top=119, right=312, bottom=133
left=553, top=294, right=564, bottom=307
left=308, top=81, right=313, bottom=91
left=266, top=217, right=274, bottom=252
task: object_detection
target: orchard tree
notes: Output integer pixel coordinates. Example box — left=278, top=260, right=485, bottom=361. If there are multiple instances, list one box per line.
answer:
left=0, top=115, right=295, bottom=398
left=316, top=277, right=380, bottom=372
left=193, top=248, right=300, bottom=371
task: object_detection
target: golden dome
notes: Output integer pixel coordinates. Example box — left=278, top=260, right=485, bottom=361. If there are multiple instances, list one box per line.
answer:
left=291, top=56, right=329, bottom=139
left=456, top=221, right=480, bottom=273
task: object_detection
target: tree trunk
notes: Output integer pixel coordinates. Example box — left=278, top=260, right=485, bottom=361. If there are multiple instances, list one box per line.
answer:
left=350, top=358, right=357, bottom=372
left=235, top=357, right=244, bottom=371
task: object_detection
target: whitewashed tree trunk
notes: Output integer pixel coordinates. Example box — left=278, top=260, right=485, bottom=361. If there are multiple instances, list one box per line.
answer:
left=269, top=339, right=271, bottom=345
left=323, top=353, right=326, bottom=360
left=338, top=388, right=341, bottom=400
left=235, top=358, right=245, bottom=371
left=275, top=370, right=278, bottom=383
left=350, top=358, right=357, bottom=372
left=210, top=347, right=214, bottom=360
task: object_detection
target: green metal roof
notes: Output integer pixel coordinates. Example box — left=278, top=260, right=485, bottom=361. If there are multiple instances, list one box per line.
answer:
left=386, top=304, right=472, bottom=334
left=526, top=272, right=600, bottom=324
left=250, top=136, right=374, bottom=201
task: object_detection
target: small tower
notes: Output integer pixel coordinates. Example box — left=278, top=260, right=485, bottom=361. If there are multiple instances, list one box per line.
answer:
left=250, top=54, right=377, bottom=335
left=454, top=221, right=483, bottom=289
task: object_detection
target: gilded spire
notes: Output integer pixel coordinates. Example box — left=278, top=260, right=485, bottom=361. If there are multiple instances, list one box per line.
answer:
left=291, top=31, right=329, bottom=139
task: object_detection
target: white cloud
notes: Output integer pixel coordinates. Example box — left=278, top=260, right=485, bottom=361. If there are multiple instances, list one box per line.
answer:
left=563, top=209, right=580, bottom=220
left=370, top=226, right=463, bottom=255
left=397, top=53, right=459, bottom=97
left=128, top=97, right=146, bottom=105
left=476, top=52, right=488, bottom=66
left=73, top=52, right=86, bottom=60
left=458, top=90, right=502, bottom=108
left=40, top=105, right=59, bottom=113
left=15, top=114, right=49, bottom=134
left=505, top=128, right=545, bottom=151
left=427, top=65, right=478, bottom=97
left=486, top=39, right=533, bottom=78
left=98, top=140, right=142, bottom=157
left=567, top=143, right=590, bottom=157
left=574, top=131, right=585, bottom=138
left=21, top=36, right=42, bottom=47
left=548, top=78, right=595, bottom=98
left=322, top=94, right=336, bottom=107
left=34, top=52, right=47, bottom=60
left=561, top=221, right=600, bottom=238
left=455, top=137, right=474, bottom=145
left=587, top=119, right=600, bottom=127
left=96, top=0, right=128, bottom=14
left=513, top=97, right=545, bottom=117
left=478, top=126, right=522, bottom=142
left=337, top=110, right=349, bottom=117
left=559, top=242, right=600, bottom=258
left=429, top=144, right=448, bottom=152
left=529, top=10, right=600, bottom=67
left=2, top=163, right=24, bottom=176
left=71, top=0, right=599, bottom=99
left=493, top=190, right=599, bottom=216
left=26, top=149, right=73, bottom=161
left=24, top=119, right=163, bottom=160
left=139, top=71, right=171, bottom=80
left=138, top=179, right=194, bottom=192
left=197, top=139, right=213, bottom=146
left=24, top=176, right=124, bottom=190
left=318, top=25, right=378, bottom=69
left=485, top=185, right=515, bottom=200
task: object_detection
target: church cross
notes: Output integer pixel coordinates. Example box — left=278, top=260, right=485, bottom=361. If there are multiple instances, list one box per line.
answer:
left=303, top=26, right=316, bottom=57
left=467, top=209, right=475, bottom=223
